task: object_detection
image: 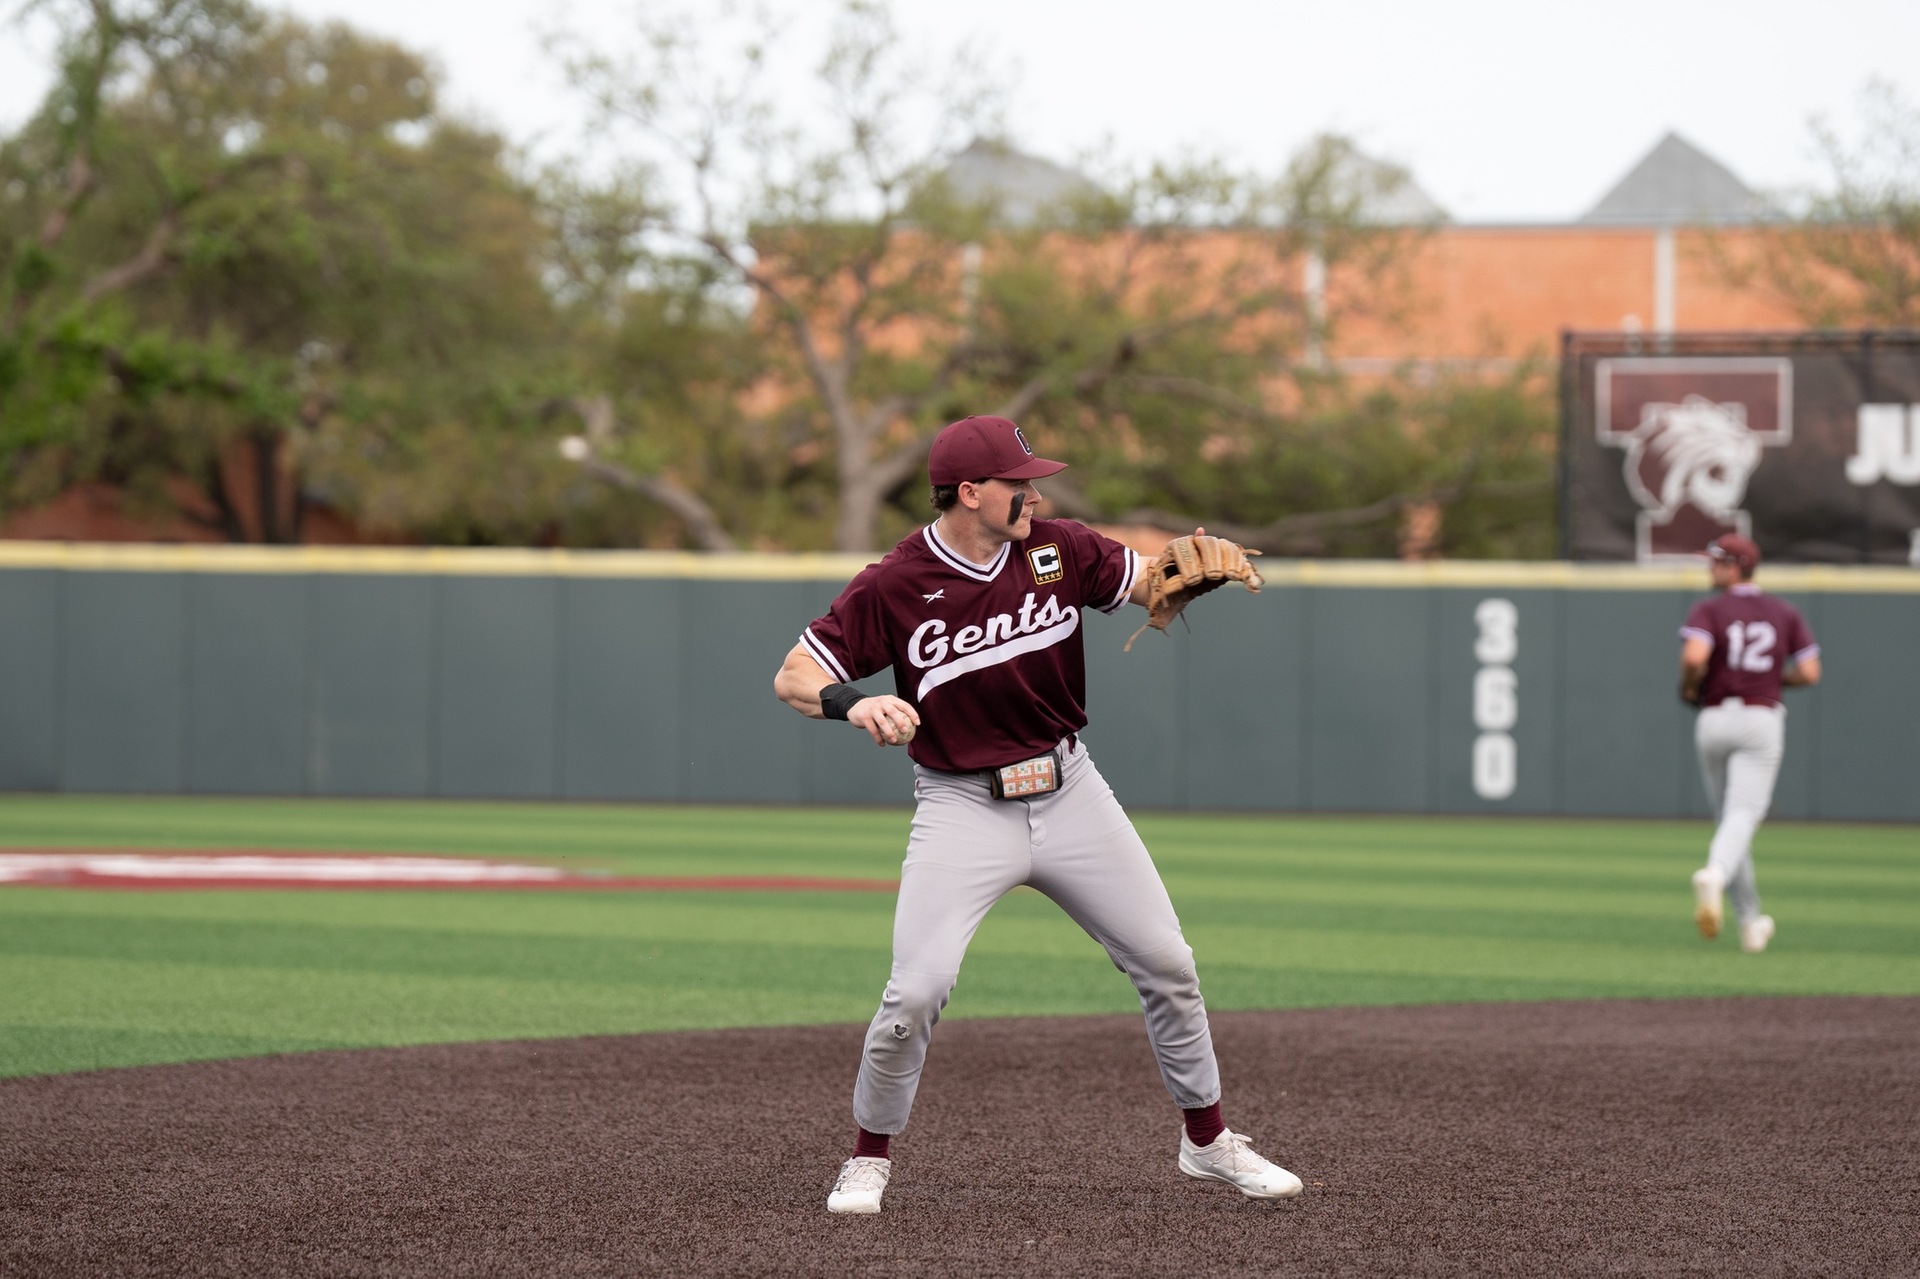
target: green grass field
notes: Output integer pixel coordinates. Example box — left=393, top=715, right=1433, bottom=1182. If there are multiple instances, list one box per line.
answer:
left=1, top=795, right=1915, bottom=1080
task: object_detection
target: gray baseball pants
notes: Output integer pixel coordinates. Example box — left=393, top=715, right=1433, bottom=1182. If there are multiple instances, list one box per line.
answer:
left=852, top=738, right=1221, bottom=1134
left=1696, top=700, right=1786, bottom=926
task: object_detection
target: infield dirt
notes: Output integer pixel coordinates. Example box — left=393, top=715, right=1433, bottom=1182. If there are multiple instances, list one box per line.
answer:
left=3, top=997, right=1915, bottom=1277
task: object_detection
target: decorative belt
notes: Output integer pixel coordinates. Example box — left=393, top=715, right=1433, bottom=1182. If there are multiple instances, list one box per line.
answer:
left=986, top=748, right=1063, bottom=800
left=932, top=736, right=1077, bottom=800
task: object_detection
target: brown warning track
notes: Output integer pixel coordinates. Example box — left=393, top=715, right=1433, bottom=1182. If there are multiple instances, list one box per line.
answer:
left=2, top=997, right=1915, bottom=1277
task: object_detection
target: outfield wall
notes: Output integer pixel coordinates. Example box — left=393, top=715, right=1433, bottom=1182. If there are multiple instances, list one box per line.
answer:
left=0, top=544, right=1915, bottom=820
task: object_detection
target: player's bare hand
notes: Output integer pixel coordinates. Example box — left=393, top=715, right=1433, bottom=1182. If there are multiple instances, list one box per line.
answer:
left=849, top=696, right=921, bottom=747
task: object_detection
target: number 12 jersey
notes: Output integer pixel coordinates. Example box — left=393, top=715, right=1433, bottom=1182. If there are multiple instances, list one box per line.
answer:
left=1680, top=583, right=1819, bottom=708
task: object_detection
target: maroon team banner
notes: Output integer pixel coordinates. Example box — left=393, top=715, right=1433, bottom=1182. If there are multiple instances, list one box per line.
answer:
left=1561, top=331, right=1920, bottom=565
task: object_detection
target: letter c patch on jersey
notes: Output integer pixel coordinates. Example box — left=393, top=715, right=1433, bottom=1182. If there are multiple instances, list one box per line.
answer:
left=1027, top=543, right=1064, bottom=584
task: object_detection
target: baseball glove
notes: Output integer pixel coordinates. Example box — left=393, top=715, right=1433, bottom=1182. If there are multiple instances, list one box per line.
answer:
left=1125, top=534, right=1263, bottom=651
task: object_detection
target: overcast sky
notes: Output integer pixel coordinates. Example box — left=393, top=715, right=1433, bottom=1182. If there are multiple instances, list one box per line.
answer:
left=4, top=0, right=1917, bottom=222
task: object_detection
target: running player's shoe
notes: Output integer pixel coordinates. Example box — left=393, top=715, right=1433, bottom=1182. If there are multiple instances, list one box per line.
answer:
left=1178, top=1128, right=1303, bottom=1199
left=1739, top=914, right=1776, bottom=954
left=1692, top=868, right=1726, bottom=940
left=826, top=1156, right=891, bottom=1214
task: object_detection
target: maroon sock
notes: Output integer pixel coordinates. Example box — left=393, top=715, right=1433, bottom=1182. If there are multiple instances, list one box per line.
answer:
left=1183, top=1102, right=1225, bottom=1147
left=852, top=1128, right=891, bottom=1160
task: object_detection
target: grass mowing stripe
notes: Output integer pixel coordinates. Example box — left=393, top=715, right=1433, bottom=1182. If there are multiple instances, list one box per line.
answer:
left=5, top=1027, right=353, bottom=1073
left=0, top=888, right=901, bottom=942
left=0, top=797, right=911, bottom=863
left=1168, top=877, right=1918, bottom=925
left=1138, top=820, right=1917, bottom=872
left=1148, top=838, right=1920, bottom=881
left=0, top=954, right=882, bottom=1054
left=1183, top=924, right=1920, bottom=988
left=0, top=797, right=1913, bottom=1079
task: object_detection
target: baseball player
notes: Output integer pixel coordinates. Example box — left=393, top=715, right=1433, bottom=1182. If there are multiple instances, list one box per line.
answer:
left=773, top=414, right=1297, bottom=1215
left=1679, top=534, right=1822, bottom=954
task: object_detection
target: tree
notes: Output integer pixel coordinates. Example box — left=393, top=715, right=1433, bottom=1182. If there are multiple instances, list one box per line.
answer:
left=556, top=1, right=1547, bottom=556
left=534, top=162, right=759, bottom=551
left=557, top=4, right=1344, bottom=552
left=1720, top=81, right=1920, bottom=328
left=0, top=0, right=586, bottom=542
left=552, top=0, right=998, bottom=552
left=4, top=0, right=1556, bottom=555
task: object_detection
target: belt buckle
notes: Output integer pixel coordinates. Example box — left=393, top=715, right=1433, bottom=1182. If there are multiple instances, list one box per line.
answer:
left=989, top=749, right=1062, bottom=801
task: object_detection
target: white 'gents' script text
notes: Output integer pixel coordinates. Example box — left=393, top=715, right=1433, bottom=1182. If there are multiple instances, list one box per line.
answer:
left=910, top=593, right=1080, bottom=701
left=909, top=593, right=1068, bottom=669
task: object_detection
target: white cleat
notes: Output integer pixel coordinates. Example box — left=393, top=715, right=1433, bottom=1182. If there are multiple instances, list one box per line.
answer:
left=1692, top=868, right=1726, bottom=941
left=826, top=1156, right=891, bottom=1214
left=1740, top=915, right=1776, bottom=954
left=1178, top=1128, right=1303, bottom=1200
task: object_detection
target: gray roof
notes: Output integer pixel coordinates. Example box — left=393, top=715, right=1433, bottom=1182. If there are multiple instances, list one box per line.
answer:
left=936, top=139, right=1101, bottom=226
left=1582, top=132, right=1774, bottom=225
left=1319, top=139, right=1448, bottom=224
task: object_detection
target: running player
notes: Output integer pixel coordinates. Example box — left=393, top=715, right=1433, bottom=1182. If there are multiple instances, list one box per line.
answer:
left=1679, top=534, right=1822, bottom=955
left=773, top=415, right=1300, bottom=1215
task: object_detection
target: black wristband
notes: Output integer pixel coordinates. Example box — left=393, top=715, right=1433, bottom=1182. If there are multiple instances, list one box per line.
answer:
left=819, top=683, right=865, bottom=722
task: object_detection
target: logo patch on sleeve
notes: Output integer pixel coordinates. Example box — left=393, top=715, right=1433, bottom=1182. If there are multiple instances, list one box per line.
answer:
left=1027, top=543, right=1064, bottom=584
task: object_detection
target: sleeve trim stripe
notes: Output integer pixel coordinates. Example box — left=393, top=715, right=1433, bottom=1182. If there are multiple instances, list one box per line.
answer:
left=801, top=629, right=853, bottom=684
left=1679, top=626, right=1715, bottom=646
left=1791, top=644, right=1821, bottom=662
left=1100, top=549, right=1144, bottom=613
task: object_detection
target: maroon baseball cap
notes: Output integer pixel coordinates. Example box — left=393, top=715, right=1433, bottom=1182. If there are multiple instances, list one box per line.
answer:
left=927, top=416, right=1068, bottom=485
left=1706, top=534, right=1761, bottom=570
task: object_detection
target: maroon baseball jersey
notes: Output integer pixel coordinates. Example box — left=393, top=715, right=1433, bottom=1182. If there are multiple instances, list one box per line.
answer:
left=800, top=518, right=1144, bottom=772
left=1680, top=584, right=1819, bottom=708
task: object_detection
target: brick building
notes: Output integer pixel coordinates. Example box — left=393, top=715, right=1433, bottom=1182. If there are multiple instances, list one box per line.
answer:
left=950, top=131, right=1800, bottom=372
left=3, top=134, right=1806, bottom=544
left=1329, top=132, right=1800, bottom=373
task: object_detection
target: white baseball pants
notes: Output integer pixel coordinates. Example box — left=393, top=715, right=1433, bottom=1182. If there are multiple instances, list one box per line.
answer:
left=852, top=739, right=1221, bottom=1134
left=1695, top=701, right=1786, bottom=926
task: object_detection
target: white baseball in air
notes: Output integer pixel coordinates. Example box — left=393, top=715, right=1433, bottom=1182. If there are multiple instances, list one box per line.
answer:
left=558, top=434, right=591, bottom=461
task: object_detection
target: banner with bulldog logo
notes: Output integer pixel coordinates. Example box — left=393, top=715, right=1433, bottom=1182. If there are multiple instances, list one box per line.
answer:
left=1562, top=331, right=1920, bottom=565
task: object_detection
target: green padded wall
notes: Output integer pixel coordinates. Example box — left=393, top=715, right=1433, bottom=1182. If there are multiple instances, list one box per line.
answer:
left=0, top=549, right=1910, bottom=820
